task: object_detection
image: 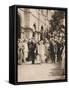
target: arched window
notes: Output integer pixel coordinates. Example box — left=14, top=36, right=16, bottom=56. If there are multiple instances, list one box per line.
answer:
left=40, top=25, right=44, bottom=40
left=41, top=25, right=44, bottom=32
left=33, top=24, right=36, bottom=37
left=33, top=24, right=36, bottom=31
left=41, top=26, right=43, bottom=29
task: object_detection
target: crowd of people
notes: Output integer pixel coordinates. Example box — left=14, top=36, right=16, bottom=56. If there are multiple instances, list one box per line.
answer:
left=18, top=31, right=65, bottom=65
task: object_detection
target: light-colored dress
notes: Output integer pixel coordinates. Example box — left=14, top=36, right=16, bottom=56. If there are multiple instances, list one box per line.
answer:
left=18, top=42, right=23, bottom=64
left=23, top=42, right=28, bottom=62
left=61, top=46, right=65, bottom=70
left=45, top=42, right=50, bottom=59
left=36, top=44, right=41, bottom=63
left=39, top=44, right=46, bottom=63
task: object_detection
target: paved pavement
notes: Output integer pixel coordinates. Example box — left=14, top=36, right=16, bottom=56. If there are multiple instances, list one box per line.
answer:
left=18, top=62, right=65, bottom=82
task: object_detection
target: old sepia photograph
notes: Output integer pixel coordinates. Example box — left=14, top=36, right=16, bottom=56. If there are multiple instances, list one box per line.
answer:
left=17, top=7, right=67, bottom=83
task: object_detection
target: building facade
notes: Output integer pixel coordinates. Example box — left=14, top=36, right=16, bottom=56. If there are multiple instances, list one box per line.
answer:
left=17, top=8, right=54, bottom=42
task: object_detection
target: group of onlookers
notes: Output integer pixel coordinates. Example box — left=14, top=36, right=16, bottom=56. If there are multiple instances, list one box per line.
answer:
left=18, top=34, right=65, bottom=66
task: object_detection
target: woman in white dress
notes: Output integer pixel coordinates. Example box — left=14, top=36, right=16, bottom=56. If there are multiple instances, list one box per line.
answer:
left=39, top=40, right=46, bottom=63
left=18, top=39, right=23, bottom=65
left=36, top=42, right=41, bottom=64
left=61, top=46, right=65, bottom=74
left=23, top=40, right=28, bottom=63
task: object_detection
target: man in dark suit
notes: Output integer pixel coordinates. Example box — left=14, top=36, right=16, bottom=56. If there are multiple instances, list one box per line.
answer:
left=49, top=38, right=55, bottom=63
left=28, top=38, right=37, bottom=64
left=57, top=40, right=64, bottom=63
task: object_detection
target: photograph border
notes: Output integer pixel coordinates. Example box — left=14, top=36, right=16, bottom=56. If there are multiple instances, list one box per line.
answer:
left=14, top=5, right=67, bottom=85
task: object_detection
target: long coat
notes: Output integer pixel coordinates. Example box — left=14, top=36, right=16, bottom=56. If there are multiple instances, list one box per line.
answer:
left=28, top=41, right=37, bottom=61
left=49, top=41, right=55, bottom=61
